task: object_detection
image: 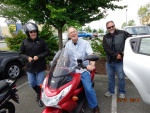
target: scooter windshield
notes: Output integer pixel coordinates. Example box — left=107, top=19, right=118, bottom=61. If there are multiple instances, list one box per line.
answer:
left=53, top=57, right=71, bottom=76
left=48, top=49, right=74, bottom=89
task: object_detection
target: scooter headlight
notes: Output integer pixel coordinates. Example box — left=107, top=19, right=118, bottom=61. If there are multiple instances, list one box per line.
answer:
left=41, top=84, right=72, bottom=108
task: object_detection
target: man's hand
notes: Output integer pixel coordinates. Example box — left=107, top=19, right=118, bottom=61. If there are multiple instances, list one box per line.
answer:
left=28, top=57, right=33, bottom=63
left=87, top=65, right=95, bottom=71
left=33, top=56, right=39, bottom=61
left=116, top=53, right=122, bottom=60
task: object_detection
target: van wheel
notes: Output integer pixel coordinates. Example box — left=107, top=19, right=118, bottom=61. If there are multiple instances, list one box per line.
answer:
left=5, top=62, right=21, bottom=79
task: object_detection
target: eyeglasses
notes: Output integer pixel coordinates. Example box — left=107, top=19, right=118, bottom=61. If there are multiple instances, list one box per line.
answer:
left=107, top=25, right=115, bottom=29
left=29, top=30, right=37, bottom=34
left=68, top=31, right=77, bottom=35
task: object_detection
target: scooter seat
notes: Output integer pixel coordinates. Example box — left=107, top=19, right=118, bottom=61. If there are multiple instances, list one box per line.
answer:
left=0, top=80, right=9, bottom=93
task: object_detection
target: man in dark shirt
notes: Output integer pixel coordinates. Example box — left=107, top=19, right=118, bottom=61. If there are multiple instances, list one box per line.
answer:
left=102, top=21, right=131, bottom=99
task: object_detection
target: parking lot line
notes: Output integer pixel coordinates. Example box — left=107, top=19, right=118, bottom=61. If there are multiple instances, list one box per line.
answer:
left=17, top=82, right=28, bottom=89
left=111, top=86, right=117, bottom=113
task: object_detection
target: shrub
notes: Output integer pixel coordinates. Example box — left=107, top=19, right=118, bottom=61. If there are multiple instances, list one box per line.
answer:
left=39, top=24, right=59, bottom=62
left=91, top=38, right=106, bottom=58
left=5, top=31, right=27, bottom=51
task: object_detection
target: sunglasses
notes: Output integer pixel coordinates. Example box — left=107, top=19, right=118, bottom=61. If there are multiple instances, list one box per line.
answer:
left=29, top=30, right=37, bottom=34
left=107, top=25, right=115, bottom=29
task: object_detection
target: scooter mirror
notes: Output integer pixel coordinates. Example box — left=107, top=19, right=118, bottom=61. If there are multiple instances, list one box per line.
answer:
left=84, top=55, right=99, bottom=61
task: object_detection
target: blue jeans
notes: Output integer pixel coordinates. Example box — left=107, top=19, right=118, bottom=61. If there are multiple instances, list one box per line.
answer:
left=106, top=61, right=125, bottom=94
left=27, top=71, right=45, bottom=87
left=81, top=71, right=98, bottom=108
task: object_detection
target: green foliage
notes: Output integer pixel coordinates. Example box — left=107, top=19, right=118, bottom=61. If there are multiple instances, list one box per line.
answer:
left=91, top=38, right=106, bottom=58
left=128, top=20, right=136, bottom=26
left=84, top=26, right=92, bottom=32
left=121, top=22, right=127, bottom=29
left=39, top=24, right=59, bottom=61
left=121, top=20, right=136, bottom=29
left=9, top=27, right=15, bottom=34
left=98, top=28, right=104, bottom=33
left=0, top=4, right=30, bottom=23
left=138, top=3, right=150, bottom=24
left=138, top=4, right=150, bottom=18
left=62, top=21, right=82, bottom=32
left=93, top=29, right=97, bottom=33
left=5, top=31, right=27, bottom=51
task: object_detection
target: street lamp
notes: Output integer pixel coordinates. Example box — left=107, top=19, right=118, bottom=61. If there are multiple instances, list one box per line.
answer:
left=126, top=9, right=128, bottom=25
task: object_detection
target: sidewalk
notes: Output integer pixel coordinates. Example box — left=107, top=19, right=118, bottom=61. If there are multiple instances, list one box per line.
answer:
left=0, top=40, right=5, bottom=43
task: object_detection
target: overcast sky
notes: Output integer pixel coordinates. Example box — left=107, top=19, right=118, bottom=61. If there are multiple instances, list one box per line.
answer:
left=0, top=0, right=150, bottom=31
left=86, top=0, right=150, bottom=31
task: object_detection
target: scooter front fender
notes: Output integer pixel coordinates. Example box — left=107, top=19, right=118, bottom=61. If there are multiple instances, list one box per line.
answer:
left=42, top=107, right=63, bottom=113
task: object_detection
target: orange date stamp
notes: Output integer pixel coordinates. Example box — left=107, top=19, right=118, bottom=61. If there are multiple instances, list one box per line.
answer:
left=117, top=98, right=140, bottom=103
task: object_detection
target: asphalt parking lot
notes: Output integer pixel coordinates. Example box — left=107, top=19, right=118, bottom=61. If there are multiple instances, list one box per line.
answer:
left=12, top=71, right=150, bottom=113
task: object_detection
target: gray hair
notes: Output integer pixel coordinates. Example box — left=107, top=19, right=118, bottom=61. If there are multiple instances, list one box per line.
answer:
left=106, top=21, right=115, bottom=26
left=67, top=26, right=77, bottom=32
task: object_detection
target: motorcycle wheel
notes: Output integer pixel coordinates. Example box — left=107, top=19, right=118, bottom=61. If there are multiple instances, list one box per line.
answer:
left=3, top=102, right=15, bottom=113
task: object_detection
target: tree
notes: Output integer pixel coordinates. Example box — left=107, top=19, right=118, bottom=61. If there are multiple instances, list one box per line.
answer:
left=121, top=22, right=127, bottom=29
left=98, top=28, right=104, bottom=33
left=93, top=29, right=97, bottom=33
left=0, top=0, right=125, bottom=49
left=128, top=20, right=136, bottom=26
left=138, top=3, right=150, bottom=25
left=84, top=26, right=92, bottom=32
left=121, top=19, right=136, bottom=29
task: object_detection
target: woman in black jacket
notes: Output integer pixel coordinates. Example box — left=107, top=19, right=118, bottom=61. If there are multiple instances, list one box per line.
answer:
left=20, top=22, right=50, bottom=106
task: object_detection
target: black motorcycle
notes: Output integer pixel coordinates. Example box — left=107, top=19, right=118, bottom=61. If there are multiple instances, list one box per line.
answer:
left=0, top=79, right=19, bottom=113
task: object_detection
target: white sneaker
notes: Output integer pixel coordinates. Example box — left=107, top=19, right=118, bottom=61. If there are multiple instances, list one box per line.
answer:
left=105, top=92, right=114, bottom=97
left=119, top=93, right=125, bottom=99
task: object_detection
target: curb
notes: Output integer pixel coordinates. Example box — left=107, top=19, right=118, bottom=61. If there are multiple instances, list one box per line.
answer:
left=95, top=74, right=129, bottom=79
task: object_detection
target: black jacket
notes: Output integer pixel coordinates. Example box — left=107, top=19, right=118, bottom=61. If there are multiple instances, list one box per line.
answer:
left=102, top=29, right=131, bottom=63
left=20, top=37, right=50, bottom=73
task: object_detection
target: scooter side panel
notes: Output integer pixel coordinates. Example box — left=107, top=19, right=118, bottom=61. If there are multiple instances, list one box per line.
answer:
left=60, top=100, right=77, bottom=112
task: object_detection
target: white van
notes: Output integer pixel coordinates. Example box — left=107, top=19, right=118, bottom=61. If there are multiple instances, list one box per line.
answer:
left=124, top=25, right=150, bottom=36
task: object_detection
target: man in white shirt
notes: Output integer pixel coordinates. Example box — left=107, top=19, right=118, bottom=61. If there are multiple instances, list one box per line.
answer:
left=63, top=27, right=100, bottom=113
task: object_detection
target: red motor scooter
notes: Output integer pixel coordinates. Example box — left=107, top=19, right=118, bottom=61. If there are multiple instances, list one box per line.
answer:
left=41, top=50, right=99, bottom=113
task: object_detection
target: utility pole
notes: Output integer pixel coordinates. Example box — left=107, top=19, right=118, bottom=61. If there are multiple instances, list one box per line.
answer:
left=126, top=9, right=128, bottom=25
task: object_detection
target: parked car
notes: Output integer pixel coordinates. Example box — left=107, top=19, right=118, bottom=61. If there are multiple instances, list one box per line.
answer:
left=123, top=35, right=150, bottom=104
left=78, top=31, right=94, bottom=40
left=124, top=25, right=150, bottom=36
left=0, top=36, right=4, bottom=40
left=0, top=51, right=25, bottom=79
left=93, top=32, right=98, bottom=37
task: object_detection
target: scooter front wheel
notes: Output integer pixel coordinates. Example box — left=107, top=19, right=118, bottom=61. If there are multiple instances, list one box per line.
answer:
left=3, top=102, right=15, bottom=113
